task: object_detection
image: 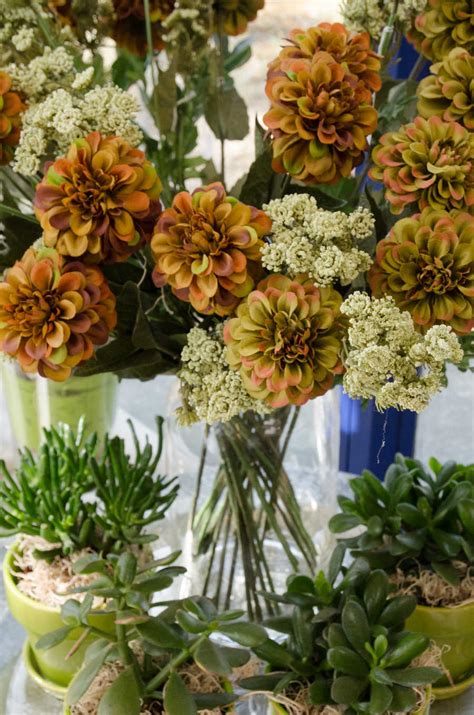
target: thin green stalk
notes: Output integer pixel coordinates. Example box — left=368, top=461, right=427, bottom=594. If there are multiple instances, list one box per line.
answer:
left=408, top=53, right=426, bottom=81
left=216, top=25, right=227, bottom=185
left=0, top=204, right=39, bottom=224
left=190, top=424, right=209, bottom=526
left=143, top=0, right=160, bottom=125
left=145, top=634, right=209, bottom=693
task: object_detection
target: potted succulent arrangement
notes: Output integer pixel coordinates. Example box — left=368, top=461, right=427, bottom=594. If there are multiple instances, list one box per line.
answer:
left=39, top=550, right=268, bottom=715
left=240, top=548, right=441, bottom=715
left=329, top=455, right=474, bottom=699
left=1, top=417, right=177, bottom=694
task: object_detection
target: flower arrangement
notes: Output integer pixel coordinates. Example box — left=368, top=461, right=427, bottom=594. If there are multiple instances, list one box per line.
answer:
left=0, top=0, right=472, bottom=622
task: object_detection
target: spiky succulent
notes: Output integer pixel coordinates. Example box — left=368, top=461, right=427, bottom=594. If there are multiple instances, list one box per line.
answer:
left=242, top=552, right=440, bottom=715
left=370, top=115, right=474, bottom=215
left=417, top=47, right=474, bottom=130
left=151, top=182, right=271, bottom=316
left=368, top=208, right=474, bottom=335
left=329, top=454, right=474, bottom=587
left=408, top=0, right=474, bottom=62
left=0, top=246, right=117, bottom=381
left=0, top=71, right=26, bottom=165
left=213, top=0, right=264, bottom=35
left=34, top=131, right=162, bottom=263
left=110, top=0, right=176, bottom=56
left=224, top=274, right=345, bottom=408
left=264, top=24, right=379, bottom=184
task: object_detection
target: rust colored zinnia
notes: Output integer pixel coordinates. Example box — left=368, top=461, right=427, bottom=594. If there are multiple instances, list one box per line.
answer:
left=408, top=0, right=474, bottom=62
left=0, top=246, right=117, bottom=381
left=268, top=23, right=382, bottom=92
left=151, top=182, right=271, bottom=317
left=224, top=274, right=345, bottom=408
left=111, top=0, right=176, bottom=56
left=370, top=115, right=474, bottom=215
left=0, top=72, right=26, bottom=166
left=264, top=46, right=378, bottom=184
left=213, top=0, right=264, bottom=36
left=417, top=47, right=474, bottom=130
left=369, top=208, right=474, bottom=335
left=34, top=131, right=162, bottom=263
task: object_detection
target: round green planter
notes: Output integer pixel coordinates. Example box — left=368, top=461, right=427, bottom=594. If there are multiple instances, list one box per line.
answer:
left=2, top=362, right=118, bottom=451
left=406, top=601, right=474, bottom=699
left=3, top=546, right=115, bottom=692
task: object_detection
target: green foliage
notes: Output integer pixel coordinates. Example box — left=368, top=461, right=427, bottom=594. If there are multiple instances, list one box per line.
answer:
left=40, top=554, right=264, bottom=715
left=0, top=418, right=177, bottom=557
left=0, top=168, right=40, bottom=272
left=329, top=454, right=474, bottom=585
left=241, top=559, right=441, bottom=715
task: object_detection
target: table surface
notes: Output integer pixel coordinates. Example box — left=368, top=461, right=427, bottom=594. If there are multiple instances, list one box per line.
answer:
left=1, top=542, right=473, bottom=715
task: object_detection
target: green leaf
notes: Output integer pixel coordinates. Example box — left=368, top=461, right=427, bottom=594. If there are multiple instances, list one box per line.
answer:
left=292, top=607, right=313, bottom=659
left=371, top=667, right=392, bottom=685
left=329, top=513, right=361, bottom=533
left=253, top=639, right=293, bottom=669
left=204, top=85, right=249, bottom=141
left=117, top=552, right=137, bottom=586
left=328, top=543, right=346, bottom=585
left=458, top=499, right=474, bottom=535
left=135, top=574, right=173, bottom=593
left=327, top=647, right=370, bottom=678
left=396, top=504, right=427, bottom=528
left=163, top=671, right=197, bottom=715
left=369, top=682, right=393, bottom=714
left=194, top=638, right=232, bottom=676
left=389, top=685, right=417, bottom=712
left=387, top=667, right=441, bottom=687
left=218, top=646, right=250, bottom=668
left=111, top=50, right=145, bottom=90
left=363, top=571, right=389, bottom=623
left=331, top=676, right=366, bottom=705
left=136, top=619, right=186, bottom=649
left=342, top=600, right=371, bottom=656
left=287, top=574, right=316, bottom=595
left=98, top=667, right=140, bottom=715
left=379, top=596, right=417, bottom=628
left=383, top=633, right=429, bottom=669
left=66, top=649, right=109, bottom=705
left=224, top=39, right=251, bottom=72
left=327, top=624, right=350, bottom=649
left=176, top=610, right=207, bottom=634
left=218, top=622, right=267, bottom=647
left=236, top=143, right=274, bottom=206
left=35, top=625, right=73, bottom=650
left=72, top=554, right=107, bottom=575
left=432, top=561, right=461, bottom=586
left=308, top=679, right=332, bottom=705
left=154, top=59, right=177, bottom=135
left=193, top=692, right=238, bottom=709
left=61, top=599, right=83, bottom=626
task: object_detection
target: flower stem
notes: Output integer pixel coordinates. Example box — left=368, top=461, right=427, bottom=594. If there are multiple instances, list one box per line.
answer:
left=144, top=634, right=209, bottom=693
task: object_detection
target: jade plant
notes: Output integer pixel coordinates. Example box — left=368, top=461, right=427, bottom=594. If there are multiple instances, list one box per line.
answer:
left=39, top=551, right=268, bottom=714
left=241, top=552, right=441, bottom=714
left=329, top=454, right=474, bottom=587
left=0, top=417, right=177, bottom=559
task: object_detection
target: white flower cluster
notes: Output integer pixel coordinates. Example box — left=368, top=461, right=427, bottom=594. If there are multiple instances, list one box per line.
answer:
left=177, top=326, right=271, bottom=426
left=341, top=0, right=428, bottom=40
left=261, top=194, right=373, bottom=287
left=341, top=293, right=464, bottom=413
left=5, top=46, right=77, bottom=102
left=0, top=1, right=74, bottom=64
left=13, top=85, right=143, bottom=175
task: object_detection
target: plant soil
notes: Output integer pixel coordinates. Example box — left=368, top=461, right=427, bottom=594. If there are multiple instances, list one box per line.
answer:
left=390, top=561, right=474, bottom=607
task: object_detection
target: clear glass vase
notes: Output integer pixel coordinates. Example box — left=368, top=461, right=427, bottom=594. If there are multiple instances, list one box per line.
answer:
left=1, top=362, right=118, bottom=451
left=167, top=385, right=341, bottom=620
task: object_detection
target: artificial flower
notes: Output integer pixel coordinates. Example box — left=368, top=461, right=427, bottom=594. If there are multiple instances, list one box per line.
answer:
left=34, top=131, right=162, bottom=263
left=370, top=115, right=474, bottom=214
left=110, top=0, right=176, bottom=56
left=368, top=208, right=474, bottom=335
left=0, top=71, right=26, bottom=165
left=151, top=182, right=271, bottom=316
left=213, top=0, right=264, bottom=36
left=224, top=274, right=345, bottom=407
left=408, top=0, right=474, bottom=62
left=0, top=246, right=117, bottom=381
left=417, top=47, right=474, bottom=130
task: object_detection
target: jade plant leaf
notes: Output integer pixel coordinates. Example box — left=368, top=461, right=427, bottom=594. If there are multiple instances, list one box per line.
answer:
left=98, top=667, right=141, bottom=715
left=163, top=671, right=197, bottom=715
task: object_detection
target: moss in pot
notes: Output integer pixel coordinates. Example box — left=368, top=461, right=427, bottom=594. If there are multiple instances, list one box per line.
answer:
left=1, top=417, right=177, bottom=693
left=240, top=548, right=441, bottom=715
left=329, top=454, right=474, bottom=698
left=41, top=551, right=267, bottom=715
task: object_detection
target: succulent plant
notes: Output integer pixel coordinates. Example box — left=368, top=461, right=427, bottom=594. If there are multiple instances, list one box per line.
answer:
left=370, top=115, right=474, bottom=215
left=241, top=552, right=440, bottom=714
left=0, top=418, right=177, bottom=558
left=329, top=454, right=474, bottom=587
left=224, top=274, right=345, bottom=407
left=39, top=552, right=267, bottom=715
left=151, top=182, right=271, bottom=316
left=0, top=70, right=26, bottom=165
left=368, top=208, right=474, bottom=336
left=34, top=131, right=163, bottom=263
left=417, top=47, right=474, bottom=130
left=263, top=23, right=379, bottom=184
left=214, top=0, right=265, bottom=36
left=0, top=245, right=117, bottom=381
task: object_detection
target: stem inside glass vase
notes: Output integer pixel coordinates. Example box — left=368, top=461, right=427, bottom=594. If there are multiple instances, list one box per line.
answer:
left=190, top=407, right=317, bottom=621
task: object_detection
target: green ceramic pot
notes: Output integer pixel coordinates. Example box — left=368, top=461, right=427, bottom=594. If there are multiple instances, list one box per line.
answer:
left=1, top=362, right=118, bottom=451
left=3, top=546, right=115, bottom=691
left=406, top=601, right=474, bottom=699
